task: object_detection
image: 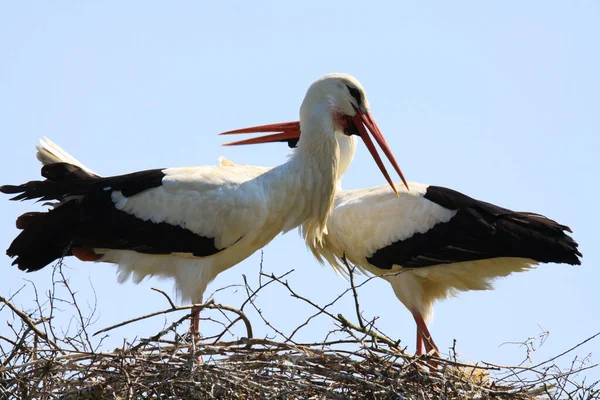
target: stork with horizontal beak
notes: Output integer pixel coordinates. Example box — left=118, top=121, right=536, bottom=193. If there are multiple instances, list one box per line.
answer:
left=2, top=73, right=407, bottom=339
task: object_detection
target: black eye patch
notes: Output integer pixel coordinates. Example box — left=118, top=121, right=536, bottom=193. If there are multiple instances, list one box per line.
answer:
left=346, top=85, right=363, bottom=106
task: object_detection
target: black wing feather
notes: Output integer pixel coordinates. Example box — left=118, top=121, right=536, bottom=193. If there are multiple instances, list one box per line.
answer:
left=367, top=186, right=582, bottom=270
left=2, top=163, right=223, bottom=272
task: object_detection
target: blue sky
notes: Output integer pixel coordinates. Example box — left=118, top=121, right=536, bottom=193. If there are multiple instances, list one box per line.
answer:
left=1, top=1, right=598, bottom=379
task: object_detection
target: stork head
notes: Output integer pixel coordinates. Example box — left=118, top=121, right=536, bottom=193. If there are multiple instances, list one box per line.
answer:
left=300, top=73, right=370, bottom=125
left=220, top=73, right=409, bottom=193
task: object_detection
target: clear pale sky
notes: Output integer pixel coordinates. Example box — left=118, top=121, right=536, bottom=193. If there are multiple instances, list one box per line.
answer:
left=1, top=1, right=598, bottom=380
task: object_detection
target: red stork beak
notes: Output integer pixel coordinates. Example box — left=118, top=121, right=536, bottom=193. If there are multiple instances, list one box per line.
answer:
left=220, top=115, right=409, bottom=194
left=220, top=121, right=301, bottom=146
left=350, top=109, right=409, bottom=193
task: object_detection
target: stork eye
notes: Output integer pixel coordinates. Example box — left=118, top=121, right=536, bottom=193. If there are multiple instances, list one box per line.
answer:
left=346, top=85, right=363, bottom=106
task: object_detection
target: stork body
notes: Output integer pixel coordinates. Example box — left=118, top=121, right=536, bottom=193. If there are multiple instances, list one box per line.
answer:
left=314, top=182, right=580, bottom=355
left=222, top=125, right=583, bottom=356
left=2, top=74, right=406, bottom=334
left=5, top=134, right=339, bottom=309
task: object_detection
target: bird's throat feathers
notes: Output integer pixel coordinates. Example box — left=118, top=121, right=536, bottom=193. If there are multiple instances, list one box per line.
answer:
left=284, top=131, right=340, bottom=246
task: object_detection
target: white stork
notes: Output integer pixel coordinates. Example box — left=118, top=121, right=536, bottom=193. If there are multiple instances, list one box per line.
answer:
left=1, top=73, right=407, bottom=335
left=218, top=122, right=583, bottom=357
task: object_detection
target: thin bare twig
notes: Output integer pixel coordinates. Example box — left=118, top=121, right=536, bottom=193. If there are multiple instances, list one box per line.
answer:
left=151, top=287, right=177, bottom=309
left=342, top=253, right=366, bottom=330
left=93, top=301, right=253, bottom=340
left=0, top=296, right=60, bottom=350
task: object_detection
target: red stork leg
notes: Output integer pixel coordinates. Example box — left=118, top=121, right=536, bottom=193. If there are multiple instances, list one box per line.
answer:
left=190, top=306, right=203, bottom=363
left=416, top=326, right=424, bottom=356
left=412, top=312, right=440, bottom=357
left=191, top=306, right=200, bottom=337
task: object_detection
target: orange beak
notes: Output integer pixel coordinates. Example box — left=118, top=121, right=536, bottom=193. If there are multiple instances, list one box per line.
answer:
left=220, top=121, right=301, bottom=146
left=351, top=109, right=409, bottom=193
left=220, top=113, right=409, bottom=194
